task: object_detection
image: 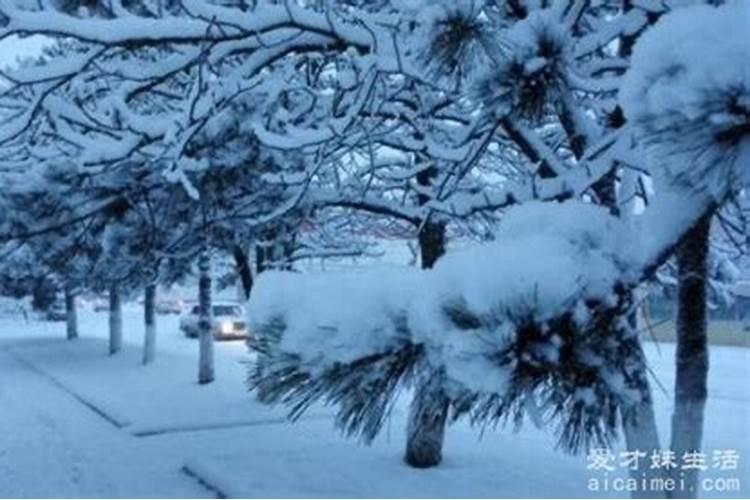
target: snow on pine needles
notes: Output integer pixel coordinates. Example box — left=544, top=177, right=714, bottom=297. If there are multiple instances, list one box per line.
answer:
left=247, top=200, right=652, bottom=453
left=620, top=1, right=750, bottom=200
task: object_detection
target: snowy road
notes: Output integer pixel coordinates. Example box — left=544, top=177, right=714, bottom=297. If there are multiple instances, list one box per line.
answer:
left=0, top=347, right=207, bottom=498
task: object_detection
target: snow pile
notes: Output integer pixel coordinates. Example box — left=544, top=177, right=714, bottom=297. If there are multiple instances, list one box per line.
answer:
left=413, top=201, right=623, bottom=395
left=247, top=201, right=645, bottom=451
left=620, top=1, right=750, bottom=199
left=248, top=267, right=422, bottom=368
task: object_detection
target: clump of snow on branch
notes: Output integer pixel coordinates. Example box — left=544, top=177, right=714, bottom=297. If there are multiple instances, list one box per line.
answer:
left=414, top=201, right=622, bottom=390
left=248, top=267, right=422, bottom=368
left=247, top=201, right=646, bottom=452
left=620, top=1, right=750, bottom=199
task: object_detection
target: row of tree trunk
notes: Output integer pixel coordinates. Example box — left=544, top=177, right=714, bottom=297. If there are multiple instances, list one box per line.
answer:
left=64, top=252, right=218, bottom=385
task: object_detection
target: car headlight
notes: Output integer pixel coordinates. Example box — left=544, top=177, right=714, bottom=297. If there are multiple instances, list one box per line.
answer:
left=219, top=321, right=233, bottom=334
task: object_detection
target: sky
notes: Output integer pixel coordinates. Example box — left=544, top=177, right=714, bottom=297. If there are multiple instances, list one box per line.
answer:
left=0, top=34, right=48, bottom=71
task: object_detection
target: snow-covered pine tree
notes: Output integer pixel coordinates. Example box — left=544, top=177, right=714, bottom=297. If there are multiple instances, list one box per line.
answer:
left=394, top=0, right=670, bottom=469
left=0, top=160, right=103, bottom=339
left=0, top=1, right=747, bottom=483
left=0, top=0, right=638, bottom=466
left=245, top=0, right=747, bottom=476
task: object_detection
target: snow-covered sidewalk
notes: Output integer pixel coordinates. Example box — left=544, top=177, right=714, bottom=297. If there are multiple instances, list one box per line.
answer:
left=0, top=347, right=206, bottom=498
left=0, top=312, right=747, bottom=498
left=179, top=343, right=750, bottom=499
left=5, top=338, right=331, bottom=436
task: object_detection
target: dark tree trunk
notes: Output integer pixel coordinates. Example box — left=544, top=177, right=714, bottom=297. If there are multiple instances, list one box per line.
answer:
left=65, top=285, right=78, bottom=340
left=404, top=164, right=450, bottom=468
left=256, top=243, right=267, bottom=274
left=418, top=220, right=446, bottom=269
left=142, top=284, right=156, bottom=364
left=415, top=166, right=446, bottom=270
left=668, top=212, right=712, bottom=498
left=404, top=369, right=450, bottom=468
left=404, top=223, right=449, bottom=467
left=232, top=244, right=254, bottom=300
left=108, top=285, right=122, bottom=355
left=32, top=278, right=57, bottom=311
left=198, top=251, right=215, bottom=384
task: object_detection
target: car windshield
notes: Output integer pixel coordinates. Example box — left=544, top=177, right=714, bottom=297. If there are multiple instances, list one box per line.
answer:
left=213, top=305, right=240, bottom=317
left=189, top=305, right=241, bottom=316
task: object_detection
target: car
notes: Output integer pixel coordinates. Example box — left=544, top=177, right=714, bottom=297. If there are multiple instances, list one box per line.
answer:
left=93, top=301, right=109, bottom=312
left=179, top=302, right=249, bottom=340
left=46, top=300, right=67, bottom=321
left=156, top=298, right=183, bottom=315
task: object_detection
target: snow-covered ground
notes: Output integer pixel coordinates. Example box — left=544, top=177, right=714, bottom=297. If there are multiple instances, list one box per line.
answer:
left=0, top=308, right=747, bottom=498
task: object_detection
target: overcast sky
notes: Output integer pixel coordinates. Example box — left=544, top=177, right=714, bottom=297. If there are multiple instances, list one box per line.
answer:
left=0, top=34, right=48, bottom=71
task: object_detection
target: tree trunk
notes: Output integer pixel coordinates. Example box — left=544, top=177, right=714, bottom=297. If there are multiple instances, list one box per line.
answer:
left=404, top=368, right=450, bottom=468
left=108, top=285, right=122, bottom=355
left=256, top=242, right=267, bottom=274
left=232, top=244, right=253, bottom=300
left=256, top=227, right=277, bottom=273
left=668, top=212, right=712, bottom=498
left=198, top=251, right=215, bottom=384
left=65, top=285, right=78, bottom=340
left=32, top=277, right=57, bottom=311
left=418, top=220, right=446, bottom=269
left=142, top=284, right=157, bottom=365
left=415, top=165, right=446, bottom=270
left=404, top=167, right=450, bottom=469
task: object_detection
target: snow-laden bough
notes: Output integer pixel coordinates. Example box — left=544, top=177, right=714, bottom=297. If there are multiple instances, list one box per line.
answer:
left=246, top=1, right=750, bottom=455
left=619, top=1, right=750, bottom=199
left=247, top=202, right=648, bottom=453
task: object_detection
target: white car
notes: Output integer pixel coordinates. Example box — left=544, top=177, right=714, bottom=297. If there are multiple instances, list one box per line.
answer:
left=179, top=302, right=249, bottom=340
left=156, top=298, right=184, bottom=315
